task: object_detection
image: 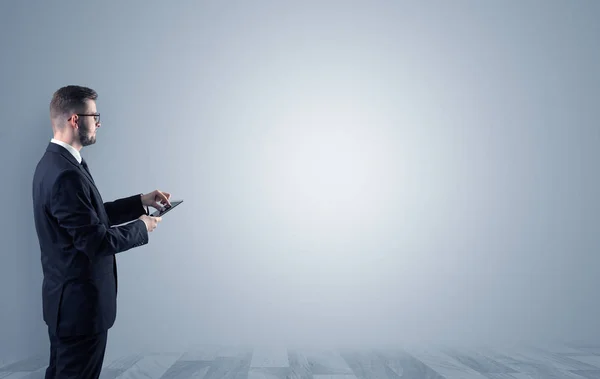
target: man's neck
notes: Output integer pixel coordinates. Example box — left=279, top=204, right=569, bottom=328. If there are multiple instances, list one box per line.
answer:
left=52, top=135, right=81, bottom=151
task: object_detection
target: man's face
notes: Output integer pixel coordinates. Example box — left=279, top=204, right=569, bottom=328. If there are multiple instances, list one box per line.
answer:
left=76, top=99, right=100, bottom=147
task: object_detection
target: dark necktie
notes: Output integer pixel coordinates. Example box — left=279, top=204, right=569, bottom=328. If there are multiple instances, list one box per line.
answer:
left=81, top=159, right=95, bottom=185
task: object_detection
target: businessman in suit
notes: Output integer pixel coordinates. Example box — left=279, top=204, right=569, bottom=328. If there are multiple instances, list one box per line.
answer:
left=32, top=85, right=171, bottom=379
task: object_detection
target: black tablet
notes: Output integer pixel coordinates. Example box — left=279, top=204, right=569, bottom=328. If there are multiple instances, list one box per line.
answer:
left=150, top=200, right=183, bottom=217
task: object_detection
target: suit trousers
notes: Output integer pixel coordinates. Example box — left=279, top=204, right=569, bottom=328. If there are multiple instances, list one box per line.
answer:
left=45, top=327, right=108, bottom=379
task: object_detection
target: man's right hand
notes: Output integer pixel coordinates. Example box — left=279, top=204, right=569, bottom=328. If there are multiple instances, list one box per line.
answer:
left=139, top=215, right=162, bottom=232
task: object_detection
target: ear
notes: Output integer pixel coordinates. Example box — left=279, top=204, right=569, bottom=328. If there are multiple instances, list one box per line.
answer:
left=68, top=114, right=79, bottom=129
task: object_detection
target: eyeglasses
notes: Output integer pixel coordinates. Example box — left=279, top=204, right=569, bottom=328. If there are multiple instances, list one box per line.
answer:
left=78, top=113, right=101, bottom=123
left=69, top=113, right=101, bottom=123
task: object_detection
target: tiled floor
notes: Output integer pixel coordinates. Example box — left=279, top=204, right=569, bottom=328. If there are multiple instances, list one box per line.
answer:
left=1, top=341, right=600, bottom=378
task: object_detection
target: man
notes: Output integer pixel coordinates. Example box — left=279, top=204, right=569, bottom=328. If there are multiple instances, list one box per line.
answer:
left=32, top=85, right=171, bottom=379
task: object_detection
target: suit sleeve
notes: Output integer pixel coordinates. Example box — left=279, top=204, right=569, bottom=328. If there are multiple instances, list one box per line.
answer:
left=50, top=170, right=149, bottom=259
left=103, top=194, right=148, bottom=226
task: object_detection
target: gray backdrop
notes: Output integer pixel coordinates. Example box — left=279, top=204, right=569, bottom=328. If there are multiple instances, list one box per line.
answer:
left=1, top=0, right=599, bottom=364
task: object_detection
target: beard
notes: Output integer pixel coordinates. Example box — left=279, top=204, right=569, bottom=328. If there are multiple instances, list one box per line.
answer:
left=79, top=127, right=96, bottom=146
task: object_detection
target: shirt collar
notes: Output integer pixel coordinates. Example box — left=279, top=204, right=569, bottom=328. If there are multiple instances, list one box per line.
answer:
left=50, top=138, right=82, bottom=164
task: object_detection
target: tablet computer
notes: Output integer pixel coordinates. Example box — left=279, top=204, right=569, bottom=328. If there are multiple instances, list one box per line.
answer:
left=150, top=200, right=183, bottom=217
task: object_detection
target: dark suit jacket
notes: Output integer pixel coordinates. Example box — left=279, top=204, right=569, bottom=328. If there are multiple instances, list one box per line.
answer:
left=32, top=142, right=149, bottom=337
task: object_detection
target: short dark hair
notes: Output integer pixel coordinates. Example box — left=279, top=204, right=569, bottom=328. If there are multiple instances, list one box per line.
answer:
left=49, top=85, right=98, bottom=120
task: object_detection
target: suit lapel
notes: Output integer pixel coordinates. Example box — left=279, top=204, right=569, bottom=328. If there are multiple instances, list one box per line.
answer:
left=78, top=162, right=100, bottom=196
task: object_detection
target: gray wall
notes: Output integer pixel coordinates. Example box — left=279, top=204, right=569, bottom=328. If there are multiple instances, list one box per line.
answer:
left=1, top=0, right=599, bottom=363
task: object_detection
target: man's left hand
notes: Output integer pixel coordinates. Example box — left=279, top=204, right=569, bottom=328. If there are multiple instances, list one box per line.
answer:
left=141, top=190, right=172, bottom=210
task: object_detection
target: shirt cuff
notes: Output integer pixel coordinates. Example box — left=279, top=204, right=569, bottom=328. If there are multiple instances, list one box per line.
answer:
left=140, top=194, right=149, bottom=215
